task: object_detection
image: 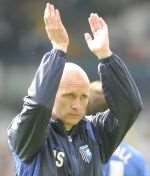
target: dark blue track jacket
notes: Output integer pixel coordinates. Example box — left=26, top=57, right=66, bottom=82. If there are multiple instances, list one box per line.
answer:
left=7, top=49, right=143, bottom=176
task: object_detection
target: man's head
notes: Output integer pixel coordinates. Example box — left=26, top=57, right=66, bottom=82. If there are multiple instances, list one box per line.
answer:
left=86, top=81, right=108, bottom=115
left=52, top=62, right=90, bottom=130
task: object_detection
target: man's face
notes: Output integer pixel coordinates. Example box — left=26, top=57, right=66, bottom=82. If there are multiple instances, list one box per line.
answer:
left=52, top=66, right=90, bottom=130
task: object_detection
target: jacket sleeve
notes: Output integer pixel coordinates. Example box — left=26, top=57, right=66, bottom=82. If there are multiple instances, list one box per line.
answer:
left=7, top=49, right=66, bottom=162
left=90, top=54, right=143, bottom=163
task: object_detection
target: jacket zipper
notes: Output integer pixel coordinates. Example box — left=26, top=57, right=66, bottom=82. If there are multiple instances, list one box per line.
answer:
left=67, top=135, right=80, bottom=176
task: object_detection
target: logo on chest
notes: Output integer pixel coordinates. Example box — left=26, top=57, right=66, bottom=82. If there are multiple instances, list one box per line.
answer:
left=79, top=145, right=92, bottom=163
left=53, top=150, right=65, bottom=167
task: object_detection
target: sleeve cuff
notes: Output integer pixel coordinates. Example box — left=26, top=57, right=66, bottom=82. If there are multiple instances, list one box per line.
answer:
left=52, top=49, right=67, bottom=58
left=98, top=54, right=114, bottom=63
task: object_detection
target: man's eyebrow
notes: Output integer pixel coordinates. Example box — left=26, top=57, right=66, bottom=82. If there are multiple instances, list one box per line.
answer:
left=62, top=92, right=75, bottom=96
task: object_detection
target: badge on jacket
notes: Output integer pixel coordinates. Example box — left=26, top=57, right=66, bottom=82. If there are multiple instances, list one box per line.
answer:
left=79, top=145, right=92, bottom=163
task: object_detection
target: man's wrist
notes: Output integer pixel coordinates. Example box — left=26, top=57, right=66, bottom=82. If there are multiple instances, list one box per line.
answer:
left=96, top=49, right=112, bottom=60
left=52, top=43, right=68, bottom=53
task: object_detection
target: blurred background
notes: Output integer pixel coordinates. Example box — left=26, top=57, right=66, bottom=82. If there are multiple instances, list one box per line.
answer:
left=0, top=0, right=150, bottom=175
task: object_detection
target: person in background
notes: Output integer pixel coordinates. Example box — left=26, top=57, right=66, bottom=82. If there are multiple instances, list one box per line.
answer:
left=7, top=2, right=142, bottom=176
left=87, top=81, right=149, bottom=176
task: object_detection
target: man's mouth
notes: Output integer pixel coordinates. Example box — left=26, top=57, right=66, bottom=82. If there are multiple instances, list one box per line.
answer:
left=68, top=113, right=80, bottom=116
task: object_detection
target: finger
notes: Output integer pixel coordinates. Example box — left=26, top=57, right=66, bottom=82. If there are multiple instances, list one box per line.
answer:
left=49, top=4, right=55, bottom=17
left=55, top=9, right=62, bottom=24
left=94, top=14, right=103, bottom=29
left=84, top=32, right=92, bottom=46
left=44, top=4, right=50, bottom=24
left=89, top=13, right=101, bottom=33
left=88, top=13, right=102, bottom=34
left=91, top=13, right=99, bottom=28
left=98, top=17, right=108, bottom=30
left=44, top=3, right=57, bottom=26
left=44, top=3, right=55, bottom=18
left=88, top=13, right=95, bottom=34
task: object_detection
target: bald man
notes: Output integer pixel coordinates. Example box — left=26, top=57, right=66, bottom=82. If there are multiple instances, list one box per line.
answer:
left=7, top=3, right=143, bottom=176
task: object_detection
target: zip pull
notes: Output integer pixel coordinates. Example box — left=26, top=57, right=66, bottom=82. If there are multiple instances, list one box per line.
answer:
left=68, top=135, right=72, bottom=142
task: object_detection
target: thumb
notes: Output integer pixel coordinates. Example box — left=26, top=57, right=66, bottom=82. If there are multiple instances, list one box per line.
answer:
left=84, top=33, right=92, bottom=43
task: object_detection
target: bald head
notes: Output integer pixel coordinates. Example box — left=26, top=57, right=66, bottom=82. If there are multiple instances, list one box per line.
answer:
left=59, top=62, right=90, bottom=88
left=52, top=62, right=90, bottom=130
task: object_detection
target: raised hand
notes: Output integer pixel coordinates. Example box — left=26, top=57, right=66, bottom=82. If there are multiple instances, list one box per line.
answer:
left=44, top=3, right=69, bottom=53
left=84, top=13, right=112, bottom=59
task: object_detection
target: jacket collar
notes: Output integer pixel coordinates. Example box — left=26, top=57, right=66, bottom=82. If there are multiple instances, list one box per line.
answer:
left=50, top=117, right=85, bottom=137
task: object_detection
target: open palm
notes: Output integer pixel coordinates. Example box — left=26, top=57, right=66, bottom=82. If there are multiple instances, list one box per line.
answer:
left=44, top=3, right=69, bottom=52
left=84, top=14, right=111, bottom=59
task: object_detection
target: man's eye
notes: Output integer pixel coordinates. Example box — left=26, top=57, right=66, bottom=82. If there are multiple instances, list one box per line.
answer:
left=68, top=94, right=74, bottom=98
left=81, top=95, right=88, bottom=100
left=64, top=94, right=75, bottom=98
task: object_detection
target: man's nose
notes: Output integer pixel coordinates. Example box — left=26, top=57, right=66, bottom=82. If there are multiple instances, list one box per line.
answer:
left=71, top=98, right=81, bottom=110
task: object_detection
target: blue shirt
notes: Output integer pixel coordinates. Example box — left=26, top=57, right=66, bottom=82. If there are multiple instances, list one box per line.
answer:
left=103, top=143, right=150, bottom=176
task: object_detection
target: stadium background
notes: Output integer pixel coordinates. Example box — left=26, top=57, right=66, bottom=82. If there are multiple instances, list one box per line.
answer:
left=0, top=0, right=150, bottom=175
